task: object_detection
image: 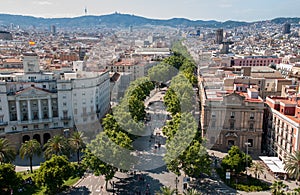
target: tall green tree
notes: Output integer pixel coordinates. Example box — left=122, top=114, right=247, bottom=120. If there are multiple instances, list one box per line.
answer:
left=270, top=180, right=287, bottom=195
left=0, top=163, right=23, bottom=194
left=82, top=149, right=118, bottom=190
left=34, top=155, right=74, bottom=194
left=221, top=146, right=252, bottom=174
left=0, top=138, right=16, bottom=164
left=284, top=151, right=300, bottom=181
left=128, top=95, right=146, bottom=121
left=164, top=113, right=211, bottom=177
left=164, top=89, right=181, bottom=115
left=44, top=135, right=69, bottom=159
left=19, top=139, right=42, bottom=173
left=148, top=63, right=177, bottom=84
left=85, top=128, right=133, bottom=189
left=68, top=131, right=86, bottom=164
left=163, top=54, right=185, bottom=69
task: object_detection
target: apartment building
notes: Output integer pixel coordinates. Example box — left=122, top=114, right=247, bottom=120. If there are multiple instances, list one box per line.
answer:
left=223, top=66, right=292, bottom=99
left=265, top=96, right=300, bottom=160
left=232, top=55, right=281, bottom=67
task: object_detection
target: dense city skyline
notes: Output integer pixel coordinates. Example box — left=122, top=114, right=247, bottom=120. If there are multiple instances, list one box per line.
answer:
left=0, top=0, right=299, bottom=22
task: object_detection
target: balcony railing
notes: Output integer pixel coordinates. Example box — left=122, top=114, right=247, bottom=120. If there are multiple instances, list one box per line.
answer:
left=0, top=122, right=8, bottom=126
left=60, top=116, right=71, bottom=120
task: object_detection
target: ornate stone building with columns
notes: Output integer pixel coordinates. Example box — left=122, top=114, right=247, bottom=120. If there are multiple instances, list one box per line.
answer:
left=0, top=53, right=110, bottom=149
left=200, top=86, right=265, bottom=155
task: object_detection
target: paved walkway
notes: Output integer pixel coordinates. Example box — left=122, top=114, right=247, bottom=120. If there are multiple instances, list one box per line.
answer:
left=207, top=149, right=300, bottom=194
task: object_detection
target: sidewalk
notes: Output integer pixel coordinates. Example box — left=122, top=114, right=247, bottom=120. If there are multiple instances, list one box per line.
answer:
left=207, top=149, right=299, bottom=194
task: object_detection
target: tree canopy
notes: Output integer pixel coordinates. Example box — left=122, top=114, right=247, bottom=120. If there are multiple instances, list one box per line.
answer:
left=34, top=155, right=74, bottom=194
left=0, top=163, right=23, bottom=194
left=221, top=146, right=252, bottom=174
left=163, top=113, right=211, bottom=177
left=44, top=135, right=70, bottom=159
left=0, top=138, right=16, bottom=164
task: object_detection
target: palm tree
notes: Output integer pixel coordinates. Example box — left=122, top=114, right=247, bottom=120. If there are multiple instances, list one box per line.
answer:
left=156, top=186, right=176, bottom=195
left=44, top=135, right=68, bottom=159
left=68, top=131, right=86, bottom=164
left=249, top=162, right=264, bottom=178
left=19, top=139, right=42, bottom=173
left=270, top=180, right=287, bottom=195
left=183, top=189, right=202, bottom=195
left=0, top=138, right=16, bottom=164
left=284, top=151, right=300, bottom=182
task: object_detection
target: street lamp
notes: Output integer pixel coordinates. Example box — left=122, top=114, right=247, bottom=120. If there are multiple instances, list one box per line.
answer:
left=175, top=177, right=179, bottom=195
left=245, top=142, right=251, bottom=176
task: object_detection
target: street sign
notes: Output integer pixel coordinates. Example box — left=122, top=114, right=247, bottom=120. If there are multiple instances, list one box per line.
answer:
left=226, top=172, right=230, bottom=180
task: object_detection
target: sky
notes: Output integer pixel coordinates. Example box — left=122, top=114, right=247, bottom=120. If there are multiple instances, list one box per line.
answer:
left=0, top=0, right=299, bottom=22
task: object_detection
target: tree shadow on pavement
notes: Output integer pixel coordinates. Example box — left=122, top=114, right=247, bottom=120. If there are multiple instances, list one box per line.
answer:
left=59, top=186, right=91, bottom=195
left=113, top=173, right=163, bottom=194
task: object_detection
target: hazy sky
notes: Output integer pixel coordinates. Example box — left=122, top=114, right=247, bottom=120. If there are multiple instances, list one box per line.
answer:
left=0, top=0, right=299, bottom=22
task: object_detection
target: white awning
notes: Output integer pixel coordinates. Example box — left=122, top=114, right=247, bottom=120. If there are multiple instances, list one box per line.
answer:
left=259, top=156, right=286, bottom=174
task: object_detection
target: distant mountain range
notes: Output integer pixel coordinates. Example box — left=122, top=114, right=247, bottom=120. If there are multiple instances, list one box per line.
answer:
left=0, top=13, right=299, bottom=29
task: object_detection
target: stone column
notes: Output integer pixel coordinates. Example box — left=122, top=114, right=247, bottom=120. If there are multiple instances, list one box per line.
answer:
left=27, top=100, right=32, bottom=121
left=38, top=99, right=42, bottom=120
left=48, top=97, right=52, bottom=118
left=16, top=100, right=21, bottom=121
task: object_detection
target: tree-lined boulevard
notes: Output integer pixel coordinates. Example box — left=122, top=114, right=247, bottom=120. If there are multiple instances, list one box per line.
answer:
left=1, top=41, right=300, bottom=195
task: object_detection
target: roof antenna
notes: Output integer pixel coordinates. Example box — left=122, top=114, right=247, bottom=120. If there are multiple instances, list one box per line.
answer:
left=84, top=6, right=87, bottom=15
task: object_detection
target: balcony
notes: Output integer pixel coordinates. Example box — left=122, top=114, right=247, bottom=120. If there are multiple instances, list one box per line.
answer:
left=0, top=122, right=8, bottom=126
left=18, top=118, right=52, bottom=124
left=60, top=116, right=71, bottom=121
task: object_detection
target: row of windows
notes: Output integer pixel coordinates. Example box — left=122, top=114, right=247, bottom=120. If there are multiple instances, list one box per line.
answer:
left=211, top=111, right=255, bottom=119
left=210, top=120, right=254, bottom=130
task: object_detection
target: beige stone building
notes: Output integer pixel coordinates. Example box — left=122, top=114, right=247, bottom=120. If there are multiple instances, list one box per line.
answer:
left=200, top=80, right=264, bottom=154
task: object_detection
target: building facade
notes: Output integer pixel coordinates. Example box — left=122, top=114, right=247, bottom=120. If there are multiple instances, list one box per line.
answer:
left=265, top=96, right=300, bottom=160
left=232, top=55, right=282, bottom=67
left=201, top=88, right=264, bottom=154
left=0, top=53, right=111, bottom=148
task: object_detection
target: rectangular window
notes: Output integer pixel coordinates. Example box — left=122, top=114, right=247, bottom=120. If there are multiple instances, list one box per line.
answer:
left=230, top=121, right=235, bottom=129
left=211, top=111, right=216, bottom=118
left=250, top=113, right=254, bottom=119
left=211, top=120, right=216, bottom=128
left=230, top=112, right=235, bottom=118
